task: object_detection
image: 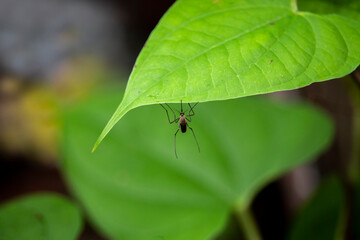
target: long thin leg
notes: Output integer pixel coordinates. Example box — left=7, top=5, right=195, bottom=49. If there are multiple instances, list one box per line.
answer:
left=160, top=104, right=179, bottom=124
left=187, top=124, right=200, bottom=153
left=165, top=103, right=179, bottom=115
left=187, top=102, right=199, bottom=117
left=187, top=103, right=193, bottom=121
left=174, top=129, right=179, bottom=158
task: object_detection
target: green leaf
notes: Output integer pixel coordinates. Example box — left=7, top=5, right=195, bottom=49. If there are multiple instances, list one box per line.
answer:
left=93, top=0, right=360, bottom=150
left=298, top=0, right=360, bottom=22
left=63, top=84, right=333, bottom=240
left=287, top=178, right=346, bottom=240
left=0, top=193, right=83, bottom=240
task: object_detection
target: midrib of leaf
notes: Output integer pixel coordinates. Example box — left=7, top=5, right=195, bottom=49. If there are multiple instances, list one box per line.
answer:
left=128, top=12, right=291, bottom=103
left=133, top=5, right=293, bottom=75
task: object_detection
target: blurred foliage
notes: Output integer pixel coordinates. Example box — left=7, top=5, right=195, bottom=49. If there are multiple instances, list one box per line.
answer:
left=0, top=193, right=82, bottom=240
left=0, top=58, right=118, bottom=163
left=0, top=77, right=59, bottom=162
left=288, top=177, right=346, bottom=240
left=298, top=0, right=360, bottom=22
left=19, top=86, right=60, bottom=161
left=356, top=180, right=360, bottom=240
left=62, top=82, right=333, bottom=239
left=52, top=58, right=121, bottom=103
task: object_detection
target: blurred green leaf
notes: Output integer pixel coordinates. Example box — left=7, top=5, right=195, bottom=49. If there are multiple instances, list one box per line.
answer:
left=298, top=0, right=360, bottom=22
left=287, top=178, right=346, bottom=240
left=94, top=0, right=360, bottom=150
left=63, top=84, right=333, bottom=240
left=0, top=193, right=83, bottom=240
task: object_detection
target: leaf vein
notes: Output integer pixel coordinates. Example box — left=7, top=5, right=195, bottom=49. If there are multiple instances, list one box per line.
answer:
left=124, top=13, right=291, bottom=107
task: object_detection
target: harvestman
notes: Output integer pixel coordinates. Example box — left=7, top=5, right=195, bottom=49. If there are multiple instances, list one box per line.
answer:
left=160, top=101, right=200, bottom=158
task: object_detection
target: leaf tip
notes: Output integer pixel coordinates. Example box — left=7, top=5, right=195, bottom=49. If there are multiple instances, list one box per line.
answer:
left=91, top=145, right=97, bottom=153
left=91, top=139, right=102, bottom=152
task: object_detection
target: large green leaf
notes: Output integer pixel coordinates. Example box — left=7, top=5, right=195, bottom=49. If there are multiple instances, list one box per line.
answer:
left=287, top=178, right=346, bottom=240
left=0, top=193, right=83, bottom=240
left=93, top=0, right=360, bottom=150
left=63, top=84, right=333, bottom=240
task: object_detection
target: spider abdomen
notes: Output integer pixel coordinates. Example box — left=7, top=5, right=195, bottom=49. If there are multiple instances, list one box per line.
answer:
left=180, top=123, right=187, bottom=133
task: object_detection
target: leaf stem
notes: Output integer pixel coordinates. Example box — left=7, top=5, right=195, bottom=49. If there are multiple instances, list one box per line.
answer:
left=345, top=69, right=360, bottom=184
left=291, top=0, right=298, bottom=12
left=235, top=204, right=262, bottom=240
left=350, top=69, right=360, bottom=90
left=342, top=70, right=360, bottom=239
left=334, top=206, right=347, bottom=240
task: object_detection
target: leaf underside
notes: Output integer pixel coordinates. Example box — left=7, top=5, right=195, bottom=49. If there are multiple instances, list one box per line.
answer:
left=93, top=0, right=360, bottom=150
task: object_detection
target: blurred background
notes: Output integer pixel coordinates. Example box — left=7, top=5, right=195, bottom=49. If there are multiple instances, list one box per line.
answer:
left=0, top=0, right=357, bottom=239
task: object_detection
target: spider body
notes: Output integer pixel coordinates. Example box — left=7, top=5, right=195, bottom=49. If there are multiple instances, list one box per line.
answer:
left=160, top=101, right=200, bottom=158
left=179, top=113, right=187, bottom=133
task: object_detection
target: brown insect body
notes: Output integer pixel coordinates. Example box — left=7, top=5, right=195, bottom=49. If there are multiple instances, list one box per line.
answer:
left=179, top=113, right=187, bottom=133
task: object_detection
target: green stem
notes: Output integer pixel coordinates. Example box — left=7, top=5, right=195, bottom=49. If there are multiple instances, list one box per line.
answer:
left=291, top=0, right=298, bottom=12
left=235, top=204, right=262, bottom=240
left=341, top=70, right=360, bottom=240
left=345, top=70, right=360, bottom=184
left=334, top=206, right=347, bottom=240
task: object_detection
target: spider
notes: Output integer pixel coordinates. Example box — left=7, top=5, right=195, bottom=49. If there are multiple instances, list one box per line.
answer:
left=160, top=100, right=200, bottom=158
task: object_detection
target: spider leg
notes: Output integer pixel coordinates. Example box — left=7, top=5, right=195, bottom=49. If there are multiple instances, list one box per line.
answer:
left=187, top=104, right=192, bottom=121
left=165, top=103, right=179, bottom=115
left=186, top=102, right=198, bottom=118
left=187, top=124, right=200, bottom=153
left=160, top=104, right=178, bottom=124
left=174, top=129, right=180, bottom=158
